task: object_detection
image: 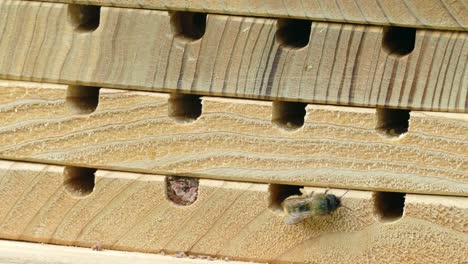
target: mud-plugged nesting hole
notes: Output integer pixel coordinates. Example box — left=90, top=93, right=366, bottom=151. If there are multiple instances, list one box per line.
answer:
left=166, top=176, right=199, bottom=206
left=63, top=166, right=96, bottom=197
left=268, top=184, right=303, bottom=212
left=376, top=108, right=410, bottom=138
left=276, top=19, right=312, bottom=48
left=373, top=192, right=405, bottom=222
left=168, top=93, right=202, bottom=122
left=66, top=85, right=100, bottom=114
left=382, top=26, right=416, bottom=57
left=272, top=101, right=307, bottom=131
left=68, top=4, right=101, bottom=32
left=170, top=11, right=207, bottom=41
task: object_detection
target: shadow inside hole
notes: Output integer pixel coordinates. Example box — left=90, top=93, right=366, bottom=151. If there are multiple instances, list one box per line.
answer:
left=68, top=4, right=101, bottom=32
left=66, top=85, right=100, bottom=115
left=272, top=101, right=307, bottom=131
left=373, top=192, right=406, bottom=222
left=168, top=93, right=202, bottom=123
left=170, top=11, right=207, bottom=41
left=382, top=26, right=416, bottom=57
left=63, top=166, right=96, bottom=197
left=276, top=19, right=312, bottom=48
left=375, top=108, right=410, bottom=138
left=166, top=176, right=199, bottom=206
left=268, top=184, right=303, bottom=212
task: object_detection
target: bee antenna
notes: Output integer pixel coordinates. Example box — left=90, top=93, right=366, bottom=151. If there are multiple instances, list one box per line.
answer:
left=339, top=190, right=350, bottom=199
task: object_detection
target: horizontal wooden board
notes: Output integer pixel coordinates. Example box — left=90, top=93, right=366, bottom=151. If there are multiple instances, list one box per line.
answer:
left=1, top=1, right=467, bottom=112
left=26, top=0, right=468, bottom=30
left=0, top=160, right=466, bottom=263
left=0, top=240, right=250, bottom=264
left=0, top=81, right=467, bottom=195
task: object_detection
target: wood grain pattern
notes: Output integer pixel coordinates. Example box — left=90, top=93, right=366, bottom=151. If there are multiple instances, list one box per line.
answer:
left=0, top=81, right=467, bottom=196
left=0, top=160, right=466, bottom=263
left=1, top=1, right=467, bottom=112
left=0, top=240, right=249, bottom=264
left=26, top=0, right=468, bottom=30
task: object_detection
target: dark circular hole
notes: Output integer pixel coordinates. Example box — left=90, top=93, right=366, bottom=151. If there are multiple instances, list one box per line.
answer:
left=168, top=93, right=202, bottom=123
left=373, top=192, right=406, bottom=222
left=68, top=4, right=101, bottom=32
left=382, top=26, right=416, bottom=57
left=63, top=166, right=96, bottom=197
left=170, top=11, right=207, bottom=41
left=375, top=108, right=411, bottom=138
left=276, top=19, right=312, bottom=48
left=268, top=184, right=303, bottom=212
left=272, top=101, right=307, bottom=131
left=66, top=85, right=100, bottom=115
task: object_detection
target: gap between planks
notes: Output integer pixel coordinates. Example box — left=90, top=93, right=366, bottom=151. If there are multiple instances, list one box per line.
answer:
left=0, top=1, right=466, bottom=112
left=0, top=80, right=466, bottom=196
left=0, top=160, right=466, bottom=264
left=25, top=0, right=468, bottom=30
left=0, top=239, right=252, bottom=264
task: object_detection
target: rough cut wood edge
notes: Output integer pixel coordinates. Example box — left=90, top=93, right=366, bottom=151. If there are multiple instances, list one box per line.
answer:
left=0, top=160, right=466, bottom=264
left=0, top=81, right=467, bottom=196
left=26, top=0, right=468, bottom=31
left=1, top=1, right=467, bottom=112
left=0, top=240, right=252, bottom=264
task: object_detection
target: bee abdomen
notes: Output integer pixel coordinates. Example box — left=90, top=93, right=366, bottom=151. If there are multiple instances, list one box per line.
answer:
left=289, top=203, right=311, bottom=213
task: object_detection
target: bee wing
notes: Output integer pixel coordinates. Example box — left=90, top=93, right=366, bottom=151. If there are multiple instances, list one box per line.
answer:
left=284, top=211, right=315, bottom=225
left=281, top=195, right=315, bottom=208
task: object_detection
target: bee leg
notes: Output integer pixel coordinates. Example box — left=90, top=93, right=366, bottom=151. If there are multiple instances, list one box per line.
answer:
left=339, top=189, right=350, bottom=198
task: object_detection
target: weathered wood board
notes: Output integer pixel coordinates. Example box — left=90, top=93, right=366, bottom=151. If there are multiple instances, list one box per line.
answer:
left=0, top=160, right=466, bottom=263
left=26, top=0, right=468, bottom=30
left=1, top=1, right=467, bottom=112
left=0, top=81, right=467, bottom=196
left=0, top=240, right=251, bottom=264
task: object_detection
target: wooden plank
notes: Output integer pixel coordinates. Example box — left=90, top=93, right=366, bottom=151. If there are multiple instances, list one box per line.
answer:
left=0, top=240, right=249, bottom=264
left=1, top=1, right=467, bottom=112
left=26, top=0, right=468, bottom=31
left=0, top=81, right=466, bottom=196
left=0, top=160, right=466, bottom=263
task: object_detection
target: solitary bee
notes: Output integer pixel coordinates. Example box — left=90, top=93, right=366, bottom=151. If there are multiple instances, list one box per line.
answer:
left=281, top=190, right=349, bottom=225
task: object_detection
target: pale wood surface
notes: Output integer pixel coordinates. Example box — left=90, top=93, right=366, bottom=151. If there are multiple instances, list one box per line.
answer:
left=0, top=160, right=466, bottom=263
left=1, top=1, right=467, bottom=112
left=0, top=81, right=467, bottom=196
left=0, top=240, right=251, bottom=264
left=27, top=0, right=468, bottom=30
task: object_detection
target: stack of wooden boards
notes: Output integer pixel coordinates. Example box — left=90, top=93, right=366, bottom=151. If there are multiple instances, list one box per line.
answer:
left=0, top=0, right=466, bottom=263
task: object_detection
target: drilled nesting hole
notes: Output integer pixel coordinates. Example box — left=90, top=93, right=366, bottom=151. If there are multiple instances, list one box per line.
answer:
left=382, top=26, right=416, bottom=57
left=376, top=108, right=410, bottom=138
left=269, top=184, right=303, bottom=212
left=170, top=11, right=207, bottom=41
left=272, top=101, right=307, bottom=131
left=168, top=93, right=202, bottom=123
left=276, top=19, right=312, bottom=48
left=68, top=4, right=101, bottom=32
left=66, top=85, right=100, bottom=114
left=166, top=176, right=199, bottom=206
left=373, top=192, right=406, bottom=222
left=63, top=166, right=96, bottom=197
